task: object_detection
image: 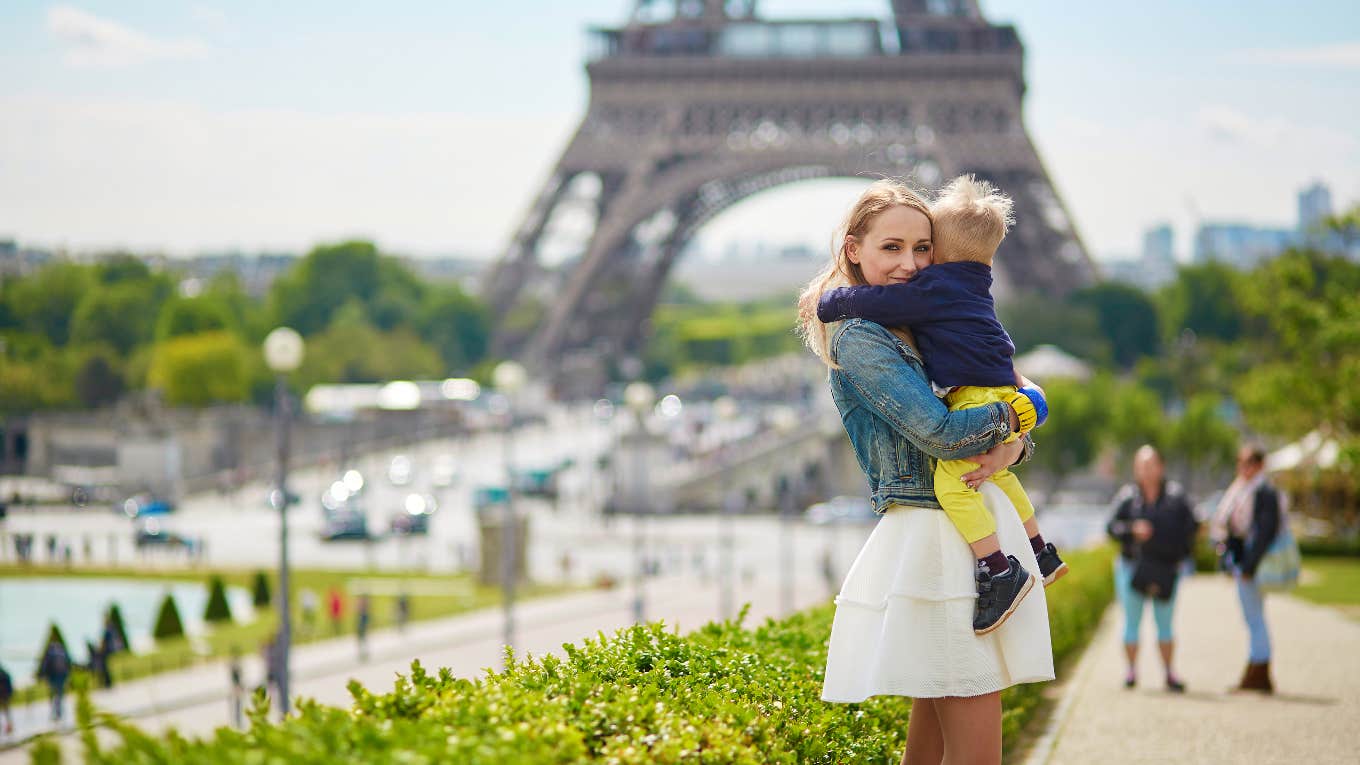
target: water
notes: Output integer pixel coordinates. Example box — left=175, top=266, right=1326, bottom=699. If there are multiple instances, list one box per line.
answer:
left=0, top=578, right=254, bottom=686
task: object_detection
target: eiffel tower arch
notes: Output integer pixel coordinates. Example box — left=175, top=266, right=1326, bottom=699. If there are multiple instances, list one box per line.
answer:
left=485, top=0, right=1097, bottom=386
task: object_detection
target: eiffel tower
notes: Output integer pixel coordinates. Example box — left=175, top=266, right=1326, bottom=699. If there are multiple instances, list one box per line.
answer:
left=485, top=0, right=1096, bottom=388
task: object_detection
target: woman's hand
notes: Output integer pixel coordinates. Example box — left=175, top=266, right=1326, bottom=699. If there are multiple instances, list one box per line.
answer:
left=960, top=439, right=1026, bottom=490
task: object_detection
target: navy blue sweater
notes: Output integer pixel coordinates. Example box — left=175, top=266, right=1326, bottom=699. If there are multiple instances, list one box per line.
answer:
left=816, top=262, right=1016, bottom=389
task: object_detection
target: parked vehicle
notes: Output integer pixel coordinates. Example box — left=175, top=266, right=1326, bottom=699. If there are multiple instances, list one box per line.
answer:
left=120, top=494, right=175, bottom=519
left=321, top=507, right=371, bottom=541
left=133, top=518, right=192, bottom=549
left=390, top=493, right=437, bottom=536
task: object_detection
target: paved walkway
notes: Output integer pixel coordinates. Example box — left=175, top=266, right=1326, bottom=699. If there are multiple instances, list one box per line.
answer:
left=0, top=569, right=836, bottom=762
left=1025, top=574, right=1360, bottom=765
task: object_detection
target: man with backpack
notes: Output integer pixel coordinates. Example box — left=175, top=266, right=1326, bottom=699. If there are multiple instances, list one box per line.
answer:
left=38, top=638, right=71, bottom=722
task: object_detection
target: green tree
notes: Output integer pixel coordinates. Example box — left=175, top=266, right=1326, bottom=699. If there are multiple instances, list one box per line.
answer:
left=1025, top=376, right=1110, bottom=497
left=204, top=576, right=233, bottom=623
left=3, top=261, right=93, bottom=345
left=1156, top=261, right=1246, bottom=344
left=1165, top=392, right=1239, bottom=495
left=252, top=571, right=272, bottom=608
left=296, top=302, right=443, bottom=387
left=417, top=284, right=490, bottom=371
left=1068, top=282, right=1161, bottom=368
left=999, top=293, right=1110, bottom=363
left=106, top=604, right=130, bottom=654
left=152, top=593, right=185, bottom=640
left=147, top=331, right=251, bottom=406
left=155, top=294, right=235, bottom=341
left=269, top=241, right=390, bottom=336
left=70, top=282, right=161, bottom=355
left=73, top=346, right=126, bottom=408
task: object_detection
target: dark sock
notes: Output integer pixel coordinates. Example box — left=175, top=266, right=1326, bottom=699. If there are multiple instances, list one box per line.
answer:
left=979, top=550, right=1010, bottom=577
left=1029, top=533, right=1047, bottom=556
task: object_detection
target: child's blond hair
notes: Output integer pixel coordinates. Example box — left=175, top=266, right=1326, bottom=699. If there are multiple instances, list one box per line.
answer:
left=931, top=175, right=1014, bottom=266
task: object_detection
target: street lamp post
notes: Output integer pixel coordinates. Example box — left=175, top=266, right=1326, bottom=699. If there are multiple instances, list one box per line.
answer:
left=771, top=408, right=800, bottom=616
left=493, top=361, right=527, bottom=668
left=624, top=382, right=656, bottom=625
left=263, top=327, right=304, bottom=717
left=713, top=396, right=739, bottom=621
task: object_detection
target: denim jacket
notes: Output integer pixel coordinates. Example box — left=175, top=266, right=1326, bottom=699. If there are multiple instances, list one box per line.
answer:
left=828, top=319, right=1032, bottom=513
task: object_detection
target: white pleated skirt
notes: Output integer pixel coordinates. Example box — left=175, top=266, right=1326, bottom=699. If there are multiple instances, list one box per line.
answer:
left=821, top=483, right=1054, bottom=702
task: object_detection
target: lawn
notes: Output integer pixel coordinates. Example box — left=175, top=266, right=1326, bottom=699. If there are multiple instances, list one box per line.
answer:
left=4, top=563, right=577, bottom=703
left=1295, top=555, right=1360, bottom=618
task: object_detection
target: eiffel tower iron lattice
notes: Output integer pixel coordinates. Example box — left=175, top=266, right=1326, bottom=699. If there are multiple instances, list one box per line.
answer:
left=485, top=0, right=1097, bottom=389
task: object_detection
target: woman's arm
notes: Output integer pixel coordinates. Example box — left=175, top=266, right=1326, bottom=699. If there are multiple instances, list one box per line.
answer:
left=1106, top=490, right=1136, bottom=544
left=832, top=321, right=1013, bottom=460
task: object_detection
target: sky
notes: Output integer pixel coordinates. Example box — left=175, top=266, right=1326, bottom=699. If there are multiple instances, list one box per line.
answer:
left=1, top=0, right=1357, bottom=262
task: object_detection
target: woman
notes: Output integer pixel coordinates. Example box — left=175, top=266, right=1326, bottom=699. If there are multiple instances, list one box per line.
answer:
left=1213, top=443, right=1281, bottom=693
left=1105, top=445, right=1198, bottom=691
left=798, top=179, right=1053, bottom=765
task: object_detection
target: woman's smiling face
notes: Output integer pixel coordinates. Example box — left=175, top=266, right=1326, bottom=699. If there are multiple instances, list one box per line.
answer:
left=846, top=205, right=934, bottom=287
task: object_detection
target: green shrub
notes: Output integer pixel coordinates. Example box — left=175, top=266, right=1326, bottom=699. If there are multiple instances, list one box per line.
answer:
left=251, top=570, right=271, bottom=608
left=152, top=594, right=185, bottom=640
left=204, top=576, right=233, bottom=623
left=65, top=548, right=1115, bottom=764
left=106, top=604, right=130, bottom=653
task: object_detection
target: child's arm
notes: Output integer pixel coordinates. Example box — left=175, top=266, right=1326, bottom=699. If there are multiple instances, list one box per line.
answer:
left=816, top=277, right=947, bottom=326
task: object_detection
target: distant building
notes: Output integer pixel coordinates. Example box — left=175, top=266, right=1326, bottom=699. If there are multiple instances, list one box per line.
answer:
left=1098, top=223, right=1177, bottom=290
left=1139, top=223, right=1176, bottom=286
left=1193, top=223, right=1295, bottom=268
left=1297, top=181, right=1333, bottom=239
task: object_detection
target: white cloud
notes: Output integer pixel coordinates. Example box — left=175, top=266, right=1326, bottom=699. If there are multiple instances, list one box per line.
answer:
left=1239, top=41, right=1360, bottom=68
left=47, top=5, right=209, bottom=68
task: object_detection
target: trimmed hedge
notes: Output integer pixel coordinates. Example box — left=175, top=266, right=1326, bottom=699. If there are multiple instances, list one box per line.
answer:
left=252, top=570, right=272, bottom=608
left=151, top=594, right=185, bottom=640
left=56, top=547, right=1115, bottom=764
left=203, top=576, right=233, bottom=623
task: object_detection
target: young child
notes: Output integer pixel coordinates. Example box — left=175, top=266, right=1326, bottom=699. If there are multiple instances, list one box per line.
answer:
left=816, top=175, right=1066, bottom=634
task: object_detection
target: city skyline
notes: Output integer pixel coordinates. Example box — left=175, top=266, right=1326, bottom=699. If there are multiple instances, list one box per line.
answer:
left=1, top=1, right=1357, bottom=262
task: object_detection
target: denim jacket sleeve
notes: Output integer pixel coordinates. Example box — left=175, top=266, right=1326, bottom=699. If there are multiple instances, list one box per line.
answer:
left=831, top=319, right=1013, bottom=460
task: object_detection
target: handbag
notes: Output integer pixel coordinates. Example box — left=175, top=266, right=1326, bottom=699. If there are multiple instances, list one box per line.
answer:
left=1255, top=516, right=1301, bottom=592
left=1130, top=554, right=1178, bottom=600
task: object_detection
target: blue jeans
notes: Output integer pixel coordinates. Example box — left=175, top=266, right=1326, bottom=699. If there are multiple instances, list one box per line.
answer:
left=1236, top=573, right=1271, bottom=662
left=1114, top=557, right=1176, bottom=645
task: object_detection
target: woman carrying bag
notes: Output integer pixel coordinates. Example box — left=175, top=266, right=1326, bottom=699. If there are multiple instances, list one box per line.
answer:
left=1212, top=444, right=1293, bottom=694
left=1106, top=445, right=1199, bottom=692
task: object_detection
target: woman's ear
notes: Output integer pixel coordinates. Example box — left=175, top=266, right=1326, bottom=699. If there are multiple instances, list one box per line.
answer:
left=844, top=235, right=860, bottom=265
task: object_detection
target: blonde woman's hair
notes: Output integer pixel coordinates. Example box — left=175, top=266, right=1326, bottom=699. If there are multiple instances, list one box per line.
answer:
left=931, top=174, right=1014, bottom=266
left=796, top=178, right=933, bottom=368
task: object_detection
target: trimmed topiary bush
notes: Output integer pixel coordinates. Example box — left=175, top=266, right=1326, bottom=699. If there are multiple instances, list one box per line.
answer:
left=204, top=576, right=233, bottom=623
left=61, top=547, right=1116, bottom=764
left=105, top=604, right=130, bottom=654
left=152, top=594, right=185, bottom=640
left=251, top=571, right=271, bottom=608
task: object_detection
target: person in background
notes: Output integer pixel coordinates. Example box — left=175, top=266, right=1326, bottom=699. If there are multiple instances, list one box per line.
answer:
left=1212, top=443, right=1282, bottom=694
left=228, top=650, right=245, bottom=729
left=0, top=661, right=14, bottom=735
left=299, top=588, right=319, bottom=636
left=356, top=594, right=372, bottom=662
left=37, top=636, right=71, bottom=722
left=327, top=586, right=344, bottom=636
left=1106, top=445, right=1198, bottom=692
left=395, top=592, right=411, bottom=633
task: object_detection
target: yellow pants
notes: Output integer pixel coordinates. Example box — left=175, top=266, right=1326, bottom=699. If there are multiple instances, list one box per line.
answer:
left=935, top=385, right=1036, bottom=544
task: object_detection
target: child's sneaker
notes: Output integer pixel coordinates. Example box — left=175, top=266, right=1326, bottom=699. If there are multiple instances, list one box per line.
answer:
left=1037, top=543, right=1068, bottom=586
left=973, top=556, right=1034, bottom=635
